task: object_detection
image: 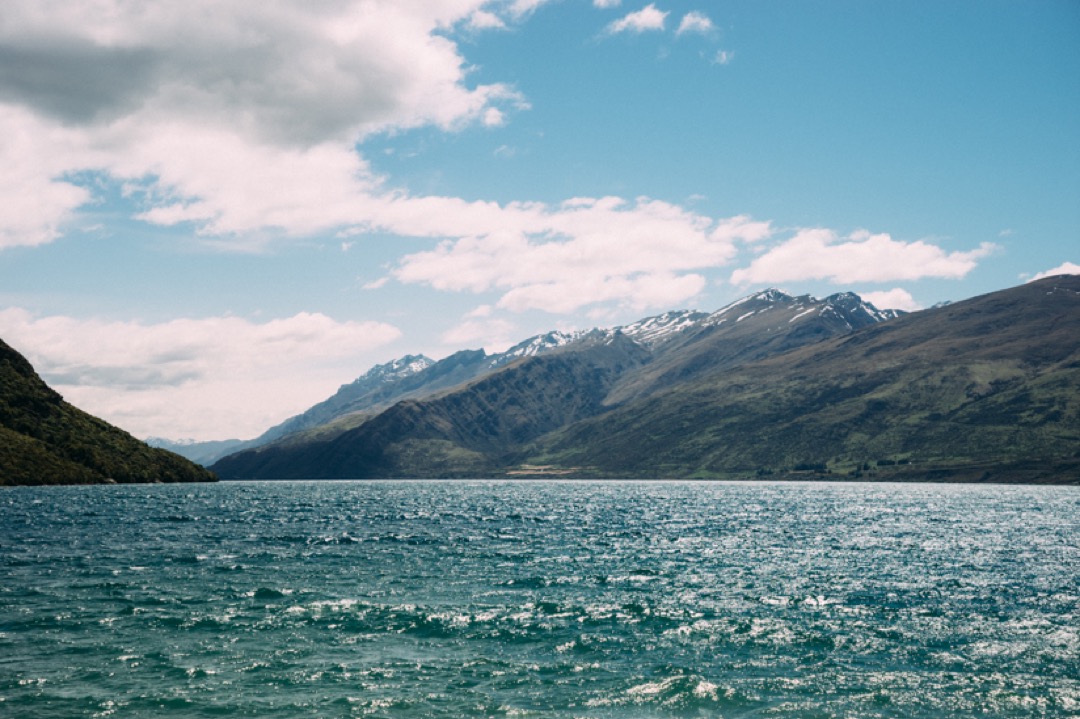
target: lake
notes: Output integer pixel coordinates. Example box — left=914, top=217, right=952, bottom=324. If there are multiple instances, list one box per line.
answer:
left=2, top=480, right=1078, bottom=717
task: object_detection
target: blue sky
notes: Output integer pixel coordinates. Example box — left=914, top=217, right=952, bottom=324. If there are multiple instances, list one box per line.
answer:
left=0, top=0, right=1077, bottom=440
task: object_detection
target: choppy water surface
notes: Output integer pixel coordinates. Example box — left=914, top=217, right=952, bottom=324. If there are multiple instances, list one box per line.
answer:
left=1, top=481, right=1078, bottom=718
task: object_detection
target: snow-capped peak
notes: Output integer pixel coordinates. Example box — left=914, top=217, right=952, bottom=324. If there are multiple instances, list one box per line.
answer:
left=817, top=292, right=903, bottom=323
left=352, top=354, right=434, bottom=385
left=750, top=288, right=794, bottom=303
left=490, top=330, right=588, bottom=367
left=704, top=288, right=795, bottom=325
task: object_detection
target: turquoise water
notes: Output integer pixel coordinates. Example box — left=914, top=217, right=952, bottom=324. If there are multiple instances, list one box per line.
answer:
left=1, top=481, right=1078, bottom=718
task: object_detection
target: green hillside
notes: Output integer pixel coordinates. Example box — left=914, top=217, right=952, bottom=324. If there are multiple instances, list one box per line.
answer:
left=0, top=339, right=217, bottom=486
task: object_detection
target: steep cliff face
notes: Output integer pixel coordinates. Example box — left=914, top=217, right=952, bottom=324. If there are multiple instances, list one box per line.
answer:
left=0, top=338, right=217, bottom=486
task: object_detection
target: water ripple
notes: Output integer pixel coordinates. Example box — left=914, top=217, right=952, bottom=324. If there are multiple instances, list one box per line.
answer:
left=1, top=480, right=1078, bottom=717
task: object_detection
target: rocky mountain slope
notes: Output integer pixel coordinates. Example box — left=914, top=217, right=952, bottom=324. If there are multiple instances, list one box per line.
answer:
left=0, top=339, right=217, bottom=486
left=212, top=288, right=916, bottom=479
left=532, top=276, right=1080, bottom=483
left=157, top=332, right=610, bottom=465
left=213, top=332, right=650, bottom=478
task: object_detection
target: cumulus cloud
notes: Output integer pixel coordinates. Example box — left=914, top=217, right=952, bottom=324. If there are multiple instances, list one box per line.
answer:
left=730, top=229, right=998, bottom=286
left=0, top=0, right=523, bottom=248
left=0, top=106, right=101, bottom=248
left=607, top=4, right=668, bottom=34
left=860, top=288, right=922, bottom=312
left=124, top=127, right=384, bottom=241
left=1029, top=261, right=1080, bottom=281
left=391, top=201, right=770, bottom=313
left=0, top=1, right=517, bottom=145
left=677, top=12, right=714, bottom=35
left=0, top=308, right=401, bottom=440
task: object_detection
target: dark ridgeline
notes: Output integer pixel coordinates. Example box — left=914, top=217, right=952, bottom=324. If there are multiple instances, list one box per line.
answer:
left=0, top=339, right=216, bottom=486
left=210, top=276, right=1080, bottom=483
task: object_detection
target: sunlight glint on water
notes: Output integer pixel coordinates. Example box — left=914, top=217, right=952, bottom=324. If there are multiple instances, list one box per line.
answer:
left=1, top=481, right=1078, bottom=718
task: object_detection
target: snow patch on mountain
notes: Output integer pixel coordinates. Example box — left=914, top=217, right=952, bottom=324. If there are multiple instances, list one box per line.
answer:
left=816, top=292, right=903, bottom=324
left=705, top=288, right=794, bottom=326
left=490, top=331, right=587, bottom=367
left=617, top=310, right=708, bottom=347
left=351, top=354, right=435, bottom=386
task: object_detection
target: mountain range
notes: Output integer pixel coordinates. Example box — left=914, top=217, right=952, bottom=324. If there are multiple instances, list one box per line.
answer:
left=208, top=278, right=1080, bottom=483
left=0, top=339, right=216, bottom=486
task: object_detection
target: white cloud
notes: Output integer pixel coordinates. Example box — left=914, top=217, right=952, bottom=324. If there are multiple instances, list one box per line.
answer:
left=483, top=107, right=506, bottom=127
left=0, top=1, right=516, bottom=145
left=467, top=304, right=495, bottom=318
left=507, top=0, right=555, bottom=18
left=0, top=0, right=524, bottom=249
left=123, top=126, right=384, bottom=242
left=498, top=272, right=706, bottom=313
left=0, top=107, right=93, bottom=248
left=0, top=308, right=401, bottom=440
left=860, top=288, right=922, bottom=312
left=713, top=50, right=734, bottom=65
left=594, top=0, right=622, bottom=7
left=1029, top=261, right=1080, bottom=281
left=607, top=4, right=668, bottom=34
left=441, top=308, right=518, bottom=352
left=391, top=201, right=770, bottom=313
left=730, top=229, right=998, bottom=285
left=468, top=10, right=507, bottom=30
left=677, top=12, right=714, bottom=36
left=362, top=277, right=390, bottom=290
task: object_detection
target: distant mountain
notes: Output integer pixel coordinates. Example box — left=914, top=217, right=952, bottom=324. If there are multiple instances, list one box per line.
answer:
left=532, top=276, right=1080, bottom=483
left=602, top=289, right=902, bottom=406
left=491, top=330, right=590, bottom=366
left=149, top=353, right=446, bottom=464
left=145, top=436, right=249, bottom=466
left=173, top=324, right=685, bottom=466
left=617, top=309, right=710, bottom=348
left=1, top=339, right=217, bottom=486
left=212, top=287, right=936, bottom=480
left=212, top=331, right=651, bottom=479
left=249, top=354, right=441, bottom=443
